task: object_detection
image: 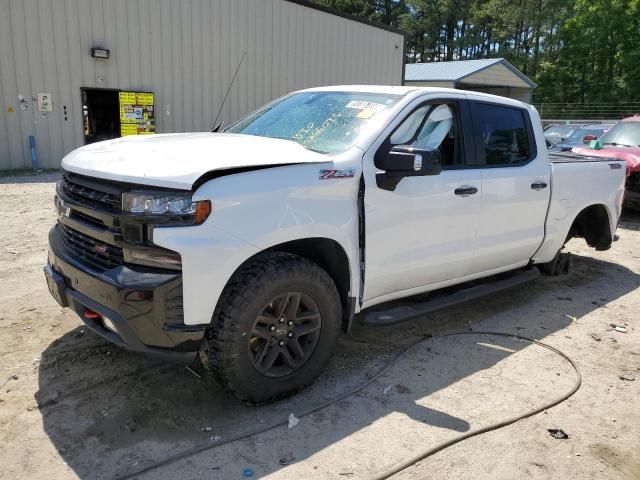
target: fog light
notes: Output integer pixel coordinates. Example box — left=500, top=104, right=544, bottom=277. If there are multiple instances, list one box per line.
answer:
left=102, top=316, right=118, bottom=333
left=125, top=290, right=152, bottom=302
left=124, top=247, right=182, bottom=269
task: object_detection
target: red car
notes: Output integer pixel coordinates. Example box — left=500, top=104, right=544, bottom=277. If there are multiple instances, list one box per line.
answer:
left=573, top=115, right=640, bottom=210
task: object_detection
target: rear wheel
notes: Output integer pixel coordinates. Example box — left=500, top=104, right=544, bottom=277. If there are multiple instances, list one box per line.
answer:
left=539, top=249, right=571, bottom=275
left=200, top=252, right=341, bottom=403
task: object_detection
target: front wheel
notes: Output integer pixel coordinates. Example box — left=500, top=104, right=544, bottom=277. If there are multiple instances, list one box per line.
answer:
left=200, top=252, right=342, bottom=403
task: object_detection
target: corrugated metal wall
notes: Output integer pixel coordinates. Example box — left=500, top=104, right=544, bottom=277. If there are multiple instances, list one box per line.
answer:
left=0, top=0, right=404, bottom=170
left=404, top=81, right=455, bottom=88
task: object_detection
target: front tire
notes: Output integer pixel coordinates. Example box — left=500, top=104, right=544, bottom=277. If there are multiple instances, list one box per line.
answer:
left=200, top=252, right=341, bottom=403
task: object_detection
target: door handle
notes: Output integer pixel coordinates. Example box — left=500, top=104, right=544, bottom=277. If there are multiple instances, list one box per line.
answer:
left=454, top=186, right=478, bottom=196
left=531, top=181, right=548, bottom=190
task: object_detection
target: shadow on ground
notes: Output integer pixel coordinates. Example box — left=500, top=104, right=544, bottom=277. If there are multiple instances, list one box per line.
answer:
left=618, top=207, right=640, bottom=230
left=35, top=251, right=639, bottom=479
left=0, top=171, right=60, bottom=185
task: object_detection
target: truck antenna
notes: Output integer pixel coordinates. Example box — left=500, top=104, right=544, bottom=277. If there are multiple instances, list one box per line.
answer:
left=211, top=51, right=247, bottom=132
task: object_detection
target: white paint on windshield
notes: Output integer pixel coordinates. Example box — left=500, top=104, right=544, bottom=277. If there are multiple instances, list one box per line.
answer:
left=225, top=92, right=401, bottom=154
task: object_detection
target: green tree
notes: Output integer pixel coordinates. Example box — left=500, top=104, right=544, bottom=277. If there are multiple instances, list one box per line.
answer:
left=538, top=0, right=640, bottom=103
left=317, top=0, right=407, bottom=26
left=316, top=0, right=640, bottom=108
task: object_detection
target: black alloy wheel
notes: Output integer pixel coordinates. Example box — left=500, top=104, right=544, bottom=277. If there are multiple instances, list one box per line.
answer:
left=249, top=292, right=322, bottom=377
left=200, top=252, right=342, bottom=403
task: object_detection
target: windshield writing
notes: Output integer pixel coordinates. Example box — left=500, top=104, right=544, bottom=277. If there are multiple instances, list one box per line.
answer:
left=225, top=92, right=400, bottom=154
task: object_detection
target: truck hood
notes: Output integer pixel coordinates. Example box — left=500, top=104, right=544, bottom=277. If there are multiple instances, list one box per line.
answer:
left=61, top=133, right=330, bottom=189
left=571, top=145, right=640, bottom=173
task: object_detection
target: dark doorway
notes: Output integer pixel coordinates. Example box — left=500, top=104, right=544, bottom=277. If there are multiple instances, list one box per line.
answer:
left=81, top=88, right=120, bottom=144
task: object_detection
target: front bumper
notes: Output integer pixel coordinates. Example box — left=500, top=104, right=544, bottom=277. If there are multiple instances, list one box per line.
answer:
left=45, top=225, right=205, bottom=364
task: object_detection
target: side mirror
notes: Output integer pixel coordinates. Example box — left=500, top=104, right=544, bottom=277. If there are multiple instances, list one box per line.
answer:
left=375, top=145, right=442, bottom=177
left=374, top=145, right=442, bottom=191
left=582, top=134, right=597, bottom=144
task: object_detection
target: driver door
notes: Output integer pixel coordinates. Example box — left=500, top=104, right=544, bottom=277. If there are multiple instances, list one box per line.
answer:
left=361, top=95, right=482, bottom=305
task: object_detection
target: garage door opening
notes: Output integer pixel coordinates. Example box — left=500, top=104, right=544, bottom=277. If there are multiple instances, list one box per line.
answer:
left=81, top=88, right=120, bottom=144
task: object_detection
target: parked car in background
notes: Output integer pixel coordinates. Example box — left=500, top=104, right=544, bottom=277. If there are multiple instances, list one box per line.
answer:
left=572, top=115, right=640, bottom=210
left=549, top=123, right=614, bottom=152
left=544, top=123, right=582, bottom=145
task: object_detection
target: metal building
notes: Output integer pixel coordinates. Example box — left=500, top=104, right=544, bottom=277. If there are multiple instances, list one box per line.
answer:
left=0, top=0, right=405, bottom=170
left=405, top=58, right=536, bottom=103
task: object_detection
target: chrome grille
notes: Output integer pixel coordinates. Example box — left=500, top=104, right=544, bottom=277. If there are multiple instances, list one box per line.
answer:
left=59, top=224, right=123, bottom=271
left=165, top=282, right=184, bottom=325
left=61, top=175, right=121, bottom=212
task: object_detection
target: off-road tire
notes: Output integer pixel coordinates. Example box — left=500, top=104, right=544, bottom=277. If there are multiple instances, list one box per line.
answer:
left=539, top=249, right=572, bottom=276
left=199, top=252, right=342, bottom=403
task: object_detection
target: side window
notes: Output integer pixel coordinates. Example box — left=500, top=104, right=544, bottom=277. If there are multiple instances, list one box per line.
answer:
left=389, top=103, right=459, bottom=167
left=474, top=104, right=532, bottom=166
left=389, top=106, right=429, bottom=145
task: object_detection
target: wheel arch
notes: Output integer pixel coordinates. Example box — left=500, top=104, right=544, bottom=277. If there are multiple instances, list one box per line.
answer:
left=218, top=237, right=355, bottom=332
left=566, top=203, right=613, bottom=251
left=265, top=238, right=354, bottom=332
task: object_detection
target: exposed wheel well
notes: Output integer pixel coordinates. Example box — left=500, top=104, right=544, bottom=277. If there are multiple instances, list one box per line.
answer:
left=265, top=238, right=353, bottom=331
left=567, top=204, right=612, bottom=251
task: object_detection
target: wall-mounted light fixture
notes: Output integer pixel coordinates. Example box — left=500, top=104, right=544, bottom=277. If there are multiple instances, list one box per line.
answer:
left=91, top=47, right=110, bottom=59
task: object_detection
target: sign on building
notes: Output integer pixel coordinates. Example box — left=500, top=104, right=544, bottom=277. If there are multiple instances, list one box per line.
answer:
left=119, top=91, right=155, bottom=136
left=37, top=93, right=53, bottom=112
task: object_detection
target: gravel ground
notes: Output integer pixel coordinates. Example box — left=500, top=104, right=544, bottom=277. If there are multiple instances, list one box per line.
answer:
left=0, top=171, right=638, bottom=480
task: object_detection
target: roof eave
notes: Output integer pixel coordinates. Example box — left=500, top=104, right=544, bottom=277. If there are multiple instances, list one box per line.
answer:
left=456, top=59, right=537, bottom=88
left=405, top=58, right=537, bottom=88
left=405, top=79, right=456, bottom=83
left=282, top=0, right=406, bottom=36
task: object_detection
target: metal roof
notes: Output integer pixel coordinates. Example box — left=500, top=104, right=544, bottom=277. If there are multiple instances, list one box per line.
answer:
left=405, top=58, right=536, bottom=88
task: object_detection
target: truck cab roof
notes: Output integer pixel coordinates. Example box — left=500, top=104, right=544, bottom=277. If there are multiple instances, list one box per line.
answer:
left=297, top=85, right=534, bottom=109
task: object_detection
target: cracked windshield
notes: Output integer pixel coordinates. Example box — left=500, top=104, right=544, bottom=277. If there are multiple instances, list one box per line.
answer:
left=225, top=91, right=400, bottom=154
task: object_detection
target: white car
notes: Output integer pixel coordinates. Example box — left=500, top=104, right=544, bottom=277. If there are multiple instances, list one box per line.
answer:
left=45, top=86, right=625, bottom=402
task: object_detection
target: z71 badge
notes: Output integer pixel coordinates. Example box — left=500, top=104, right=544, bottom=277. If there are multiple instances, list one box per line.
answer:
left=319, top=169, right=356, bottom=180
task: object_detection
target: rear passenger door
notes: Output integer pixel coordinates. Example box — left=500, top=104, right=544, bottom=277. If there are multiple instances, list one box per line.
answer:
left=468, top=100, right=551, bottom=275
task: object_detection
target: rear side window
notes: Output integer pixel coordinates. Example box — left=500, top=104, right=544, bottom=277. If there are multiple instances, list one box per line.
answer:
left=473, top=103, right=533, bottom=166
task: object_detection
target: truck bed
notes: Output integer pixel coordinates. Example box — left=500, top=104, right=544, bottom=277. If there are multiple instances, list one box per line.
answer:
left=549, top=150, right=619, bottom=164
left=532, top=150, right=626, bottom=264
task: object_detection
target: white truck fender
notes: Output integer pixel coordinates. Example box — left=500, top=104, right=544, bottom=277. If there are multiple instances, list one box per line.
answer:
left=154, top=161, right=361, bottom=325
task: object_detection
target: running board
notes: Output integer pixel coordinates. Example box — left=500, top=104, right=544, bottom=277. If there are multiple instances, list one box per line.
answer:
left=364, top=267, right=540, bottom=326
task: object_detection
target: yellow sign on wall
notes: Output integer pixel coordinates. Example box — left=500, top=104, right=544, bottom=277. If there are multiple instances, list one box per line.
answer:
left=120, top=124, right=138, bottom=136
left=119, top=91, right=155, bottom=136
left=136, top=92, right=154, bottom=105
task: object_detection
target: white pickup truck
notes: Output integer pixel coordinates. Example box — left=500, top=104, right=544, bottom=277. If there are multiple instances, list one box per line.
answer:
left=45, top=86, right=625, bottom=402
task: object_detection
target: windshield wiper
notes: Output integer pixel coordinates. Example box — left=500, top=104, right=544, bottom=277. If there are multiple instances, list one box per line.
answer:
left=604, top=142, right=636, bottom=148
left=304, top=146, right=330, bottom=154
left=264, top=136, right=329, bottom=154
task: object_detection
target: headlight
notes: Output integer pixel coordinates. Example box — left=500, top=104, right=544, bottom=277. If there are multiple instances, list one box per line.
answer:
left=122, top=192, right=194, bottom=214
left=122, top=192, right=211, bottom=224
